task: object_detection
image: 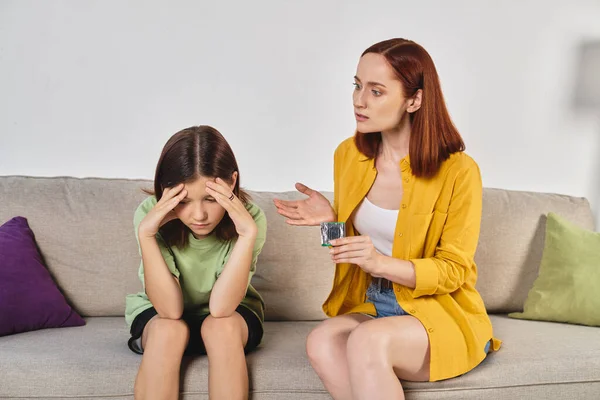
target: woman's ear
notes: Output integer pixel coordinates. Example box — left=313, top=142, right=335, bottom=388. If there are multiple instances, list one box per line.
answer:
left=230, top=171, right=238, bottom=189
left=407, top=89, right=423, bottom=113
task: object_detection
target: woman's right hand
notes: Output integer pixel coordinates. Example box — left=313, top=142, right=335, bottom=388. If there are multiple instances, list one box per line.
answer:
left=273, top=182, right=336, bottom=226
left=138, top=184, right=188, bottom=239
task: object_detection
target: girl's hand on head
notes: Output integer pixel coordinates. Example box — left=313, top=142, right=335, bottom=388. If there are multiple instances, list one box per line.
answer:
left=205, top=178, right=257, bottom=238
left=138, top=184, right=187, bottom=239
left=273, top=182, right=336, bottom=226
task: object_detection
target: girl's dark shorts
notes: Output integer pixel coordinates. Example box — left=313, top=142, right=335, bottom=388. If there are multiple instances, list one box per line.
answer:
left=127, top=305, right=263, bottom=355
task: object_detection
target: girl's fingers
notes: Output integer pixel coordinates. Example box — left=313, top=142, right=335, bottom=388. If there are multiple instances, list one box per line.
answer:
left=163, top=183, right=184, bottom=198
left=160, top=189, right=187, bottom=211
left=205, top=186, right=234, bottom=211
left=158, top=184, right=185, bottom=208
left=208, top=178, right=234, bottom=198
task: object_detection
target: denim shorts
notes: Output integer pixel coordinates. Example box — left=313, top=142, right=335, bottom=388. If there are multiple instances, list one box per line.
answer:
left=366, top=281, right=410, bottom=318
left=365, top=281, right=492, bottom=354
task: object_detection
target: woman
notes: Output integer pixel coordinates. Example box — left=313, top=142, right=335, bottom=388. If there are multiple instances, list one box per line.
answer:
left=274, top=38, right=501, bottom=400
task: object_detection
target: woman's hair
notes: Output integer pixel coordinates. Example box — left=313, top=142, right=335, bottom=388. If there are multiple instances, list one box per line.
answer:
left=354, top=38, right=465, bottom=178
left=148, top=125, right=249, bottom=248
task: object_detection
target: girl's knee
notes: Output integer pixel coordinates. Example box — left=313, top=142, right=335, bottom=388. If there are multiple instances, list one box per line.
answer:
left=201, top=314, right=245, bottom=346
left=147, top=317, right=189, bottom=348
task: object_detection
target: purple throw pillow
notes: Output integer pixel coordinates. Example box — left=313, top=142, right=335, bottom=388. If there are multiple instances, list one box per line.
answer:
left=0, top=216, right=85, bottom=336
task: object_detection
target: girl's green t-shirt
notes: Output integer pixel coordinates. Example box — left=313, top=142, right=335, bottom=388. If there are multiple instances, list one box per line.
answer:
left=125, top=196, right=266, bottom=327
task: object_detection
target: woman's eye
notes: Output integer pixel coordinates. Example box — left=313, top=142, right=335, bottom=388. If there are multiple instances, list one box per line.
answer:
left=206, top=198, right=217, bottom=202
left=353, top=82, right=360, bottom=90
left=372, top=90, right=382, bottom=96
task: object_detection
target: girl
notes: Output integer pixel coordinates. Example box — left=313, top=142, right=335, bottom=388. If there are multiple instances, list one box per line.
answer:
left=274, top=38, right=501, bottom=399
left=125, top=125, right=266, bottom=400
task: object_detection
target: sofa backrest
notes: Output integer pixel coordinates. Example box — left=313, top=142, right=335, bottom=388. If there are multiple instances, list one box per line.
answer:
left=0, top=176, right=595, bottom=319
left=476, top=188, right=595, bottom=312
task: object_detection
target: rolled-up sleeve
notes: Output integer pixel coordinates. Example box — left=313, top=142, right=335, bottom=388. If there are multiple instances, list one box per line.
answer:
left=410, top=161, right=482, bottom=298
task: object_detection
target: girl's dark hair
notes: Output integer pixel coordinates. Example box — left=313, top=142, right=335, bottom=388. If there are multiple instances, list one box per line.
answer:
left=354, top=38, right=465, bottom=178
left=148, top=125, right=249, bottom=248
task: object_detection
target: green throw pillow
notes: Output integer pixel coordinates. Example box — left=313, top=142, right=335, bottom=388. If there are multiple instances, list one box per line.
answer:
left=509, top=212, right=600, bottom=326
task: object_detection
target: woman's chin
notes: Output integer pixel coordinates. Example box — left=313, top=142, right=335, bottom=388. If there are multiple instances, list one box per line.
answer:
left=356, top=125, right=380, bottom=134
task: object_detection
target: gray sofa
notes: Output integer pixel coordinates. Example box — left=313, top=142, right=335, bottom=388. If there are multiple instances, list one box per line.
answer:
left=1, top=175, right=599, bottom=399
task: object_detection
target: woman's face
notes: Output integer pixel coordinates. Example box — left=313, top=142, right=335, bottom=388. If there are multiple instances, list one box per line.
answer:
left=353, top=52, right=412, bottom=133
left=172, top=175, right=235, bottom=239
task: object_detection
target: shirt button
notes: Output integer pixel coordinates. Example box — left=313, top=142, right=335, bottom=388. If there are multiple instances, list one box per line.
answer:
left=410, top=309, right=416, bottom=314
left=401, top=204, right=407, bottom=209
left=398, top=233, right=403, bottom=237
left=404, top=177, right=409, bottom=183
left=396, top=287, right=401, bottom=292
left=428, top=328, right=434, bottom=333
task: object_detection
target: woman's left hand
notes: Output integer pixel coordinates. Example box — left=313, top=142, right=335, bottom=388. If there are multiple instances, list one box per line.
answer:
left=329, top=236, right=383, bottom=276
left=205, top=178, right=257, bottom=238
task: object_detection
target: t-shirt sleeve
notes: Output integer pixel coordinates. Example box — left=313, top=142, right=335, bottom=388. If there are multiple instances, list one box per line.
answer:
left=133, top=198, right=180, bottom=280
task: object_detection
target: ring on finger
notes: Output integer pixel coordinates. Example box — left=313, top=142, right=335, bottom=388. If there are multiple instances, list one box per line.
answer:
left=228, top=193, right=235, bottom=201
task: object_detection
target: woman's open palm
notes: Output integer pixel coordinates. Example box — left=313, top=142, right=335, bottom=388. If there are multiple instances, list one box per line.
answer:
left=274, top=183, right=336, bottom=226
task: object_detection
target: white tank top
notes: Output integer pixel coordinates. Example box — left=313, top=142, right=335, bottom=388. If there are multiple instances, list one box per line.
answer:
left=352, top=197, right=399, bottom=257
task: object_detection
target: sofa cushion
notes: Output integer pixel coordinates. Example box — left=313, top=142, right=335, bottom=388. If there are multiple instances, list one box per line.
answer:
left=509, top=212, right=600, bottom=326
left=475, top=188, right=595, bottom=313
left=1, top=316, right=599, bottom=399
left=0, top=216, right=84, bottom=336
left=0, top=176, right=149, bottom=318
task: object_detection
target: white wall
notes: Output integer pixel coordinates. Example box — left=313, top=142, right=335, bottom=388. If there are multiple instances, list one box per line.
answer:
left=1, top=0, right=599, bottom=227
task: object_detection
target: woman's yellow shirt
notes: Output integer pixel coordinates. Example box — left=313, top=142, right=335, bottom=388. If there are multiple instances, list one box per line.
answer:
left=323, top=137, right=501, bottom=381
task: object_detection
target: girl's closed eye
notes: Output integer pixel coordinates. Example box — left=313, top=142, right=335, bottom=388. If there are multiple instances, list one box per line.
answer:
left=371, top=89, right=382, bottom=96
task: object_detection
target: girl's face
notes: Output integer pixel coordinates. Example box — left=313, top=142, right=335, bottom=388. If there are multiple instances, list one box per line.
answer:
left=353, top=52, right=414, bottom=133
left=172, top=175, right=235, bottom=239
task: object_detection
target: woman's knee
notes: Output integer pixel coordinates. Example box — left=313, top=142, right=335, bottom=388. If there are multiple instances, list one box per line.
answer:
left=346, top=322, right=391, bottom=367
left=306, top=321, right=347, bottom=368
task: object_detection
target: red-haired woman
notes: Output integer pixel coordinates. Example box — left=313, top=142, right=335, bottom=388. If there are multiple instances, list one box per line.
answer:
left=275, top=38, right=501, bottom=399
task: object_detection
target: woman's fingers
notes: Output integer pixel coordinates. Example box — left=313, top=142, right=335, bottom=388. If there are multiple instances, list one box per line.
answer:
left=333, top=257, right=363, bottom=264
left=332, top=250, right=364, bottom=261
left=285, top=218, right=311, bottom=226
left=295, top=182, right=315, bottom=196
left=329, top=236, right=368, bottom=247
left=273, top=198, right=299, bottom=209
left=275, top=207, right=302, bottom=220
left=330, top=243, right=364, bottom=255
